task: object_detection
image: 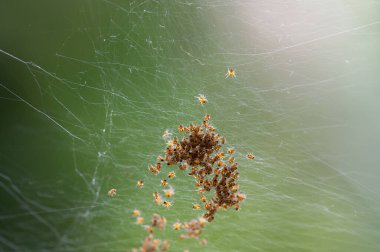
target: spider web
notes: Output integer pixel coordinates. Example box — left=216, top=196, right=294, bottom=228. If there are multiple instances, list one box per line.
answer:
left=1, top=0, right=380, bottom=251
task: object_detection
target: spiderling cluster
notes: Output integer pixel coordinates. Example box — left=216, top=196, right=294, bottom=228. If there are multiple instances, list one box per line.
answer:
left=161, top=113, right=246, bottom=222
left=111, top=95, right=255, bottom=251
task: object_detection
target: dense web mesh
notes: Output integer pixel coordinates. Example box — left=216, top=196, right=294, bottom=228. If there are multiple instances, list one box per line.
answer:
left=0, top=0, right=380, bottom=251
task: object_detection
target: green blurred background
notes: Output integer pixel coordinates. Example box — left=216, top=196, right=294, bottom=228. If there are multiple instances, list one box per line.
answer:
left=1, top=0, right=380, bottom=251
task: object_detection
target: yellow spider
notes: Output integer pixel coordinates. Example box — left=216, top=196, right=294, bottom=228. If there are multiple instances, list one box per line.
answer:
left=168, top=171, right=176, bottom=179
left=162, top=201, right=172, bottom=208
left=160, top=179, right=168, bottom=187
left=172, top=222, right=181, bottom=230
left=132, top=209, right=140, bottom=216
left=225, top=68, right=236, bottom=78
left=136, top=180, right=144, bottom=188
left=193, top=204, right=201, bottom=210
left=164, top=187, right=175, bottom=197
left=196, top=94, right=208, bottom=104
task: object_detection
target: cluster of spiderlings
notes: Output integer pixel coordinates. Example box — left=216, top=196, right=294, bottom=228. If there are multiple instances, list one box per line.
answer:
left=151, top=213, right=167, bottom=230
left=132, top=211, right=167, bottom=235
left=158, top=114, right=247, bottom=222
left=131, top=234, right=170, bottom=252
left=179, top=217, right=207, bottom=239
left=109, top=94, right=255, bottom=252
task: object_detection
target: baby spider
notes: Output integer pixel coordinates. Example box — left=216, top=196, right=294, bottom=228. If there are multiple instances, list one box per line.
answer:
left=216, top=152, right=225, bottom=159
left=162, top=201, right=172, bottom=208
left=179, top=164, right=187, bottom=170
left=225, top=67, right=236, bottom=78
left=108, top=188, right=117, bottom=197
left=155, top=163, right=162, bottom=171
left=164, top=187, right=175, bottom=197
left=153, top=192, right=163, bottom=205
left=246, top=153, right=255, bottom=159
left=144, top=225, right=154, bottom=233
left=132, top=209, right=141, bottom=216
left=237, top=193, right=247, bottom=202
left=172, top=222, right=181, bottom=230
left=137, top=180, right=144, bottom=188
left=178, top=124, right=185, bottom=132
left=149, top=164, right=159, bottom=175
left=193, top=204, right=201, bottom=210
left=167, top=140, right=174, bottom=147
left=227, top=147, right=235, bottom=154
left=157, top=155, right=164, bottom=162
left=153, top=239, right=161, bottom=246
left=196, top=94, right=208, bottom=104
left=221, top=137, right=226, bottom=144
left=200, top=195, right=207, bottom=202
left=162, top=129, right=171, bottom=140
left=136, top=216, right=144, bottom=224
left=168, top=171, right=176, bottom=179
left=208, top=125, right=215, bottom=132
left=161, top=179, right=168, bottom=187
